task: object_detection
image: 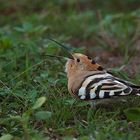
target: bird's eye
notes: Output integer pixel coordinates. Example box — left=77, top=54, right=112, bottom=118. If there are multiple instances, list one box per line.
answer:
left=77, top=59, right=80, bottom=62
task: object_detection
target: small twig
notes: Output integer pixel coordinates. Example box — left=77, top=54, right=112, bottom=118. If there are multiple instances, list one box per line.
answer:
left=0, top=80, right=24, bottom=105
left=0, top=80, right=9, bottom=88
left=10, top=59, right=47, bottom=81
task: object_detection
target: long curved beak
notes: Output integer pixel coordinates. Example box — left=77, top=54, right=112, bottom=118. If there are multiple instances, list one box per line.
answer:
left=47, top=38, right=74, bottom=59
left=67, top=52, right=74, bottom=59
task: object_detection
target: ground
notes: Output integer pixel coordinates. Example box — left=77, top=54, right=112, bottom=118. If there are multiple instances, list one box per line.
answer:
left=0, top=1, right=140, bottom=140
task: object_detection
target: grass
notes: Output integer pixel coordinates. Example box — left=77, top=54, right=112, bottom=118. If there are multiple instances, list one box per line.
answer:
left=0, top=1, right=140, bottom=139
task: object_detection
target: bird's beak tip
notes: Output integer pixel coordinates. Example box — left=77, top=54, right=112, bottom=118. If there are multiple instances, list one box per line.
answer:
left=68, top=53, right=74, bottom=60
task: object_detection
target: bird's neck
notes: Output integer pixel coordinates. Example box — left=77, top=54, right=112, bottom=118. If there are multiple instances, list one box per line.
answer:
left=67, top=70, right=106, bottom=96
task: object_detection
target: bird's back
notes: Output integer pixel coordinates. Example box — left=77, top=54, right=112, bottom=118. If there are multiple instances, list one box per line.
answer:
left=68, top=70, right=140, bottom=100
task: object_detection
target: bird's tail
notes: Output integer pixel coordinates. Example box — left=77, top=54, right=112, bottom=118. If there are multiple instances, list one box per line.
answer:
left=132, top=88, right=140, bottom=96
left=137, top=93, right=140, bottom=96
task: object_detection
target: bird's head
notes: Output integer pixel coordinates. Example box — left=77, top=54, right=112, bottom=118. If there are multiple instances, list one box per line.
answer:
left=65, top=53, right=104, bottom=77
left=47, top=39, right=104, bottom=77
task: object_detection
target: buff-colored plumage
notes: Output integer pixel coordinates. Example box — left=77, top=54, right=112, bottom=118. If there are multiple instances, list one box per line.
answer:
left=65, top=53, right=104, bottom=97
left=65, top=53, right=140, bottom=101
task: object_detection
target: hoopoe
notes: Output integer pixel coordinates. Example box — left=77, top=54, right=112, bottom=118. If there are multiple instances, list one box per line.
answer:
left=65, top=53, right=140, bottom=100
left=48, top=39, right=140, bottom=101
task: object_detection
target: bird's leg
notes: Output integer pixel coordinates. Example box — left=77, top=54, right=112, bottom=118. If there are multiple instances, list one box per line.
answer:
left=90, top=97, right=127, bottom=109
left=90, top=101, right=97, bottom=109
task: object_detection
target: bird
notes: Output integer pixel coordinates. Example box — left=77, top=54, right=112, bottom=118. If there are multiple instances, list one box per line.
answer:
left=48, top=38, right=140, bottom=101
left=65, top=53, right=140, bottom=101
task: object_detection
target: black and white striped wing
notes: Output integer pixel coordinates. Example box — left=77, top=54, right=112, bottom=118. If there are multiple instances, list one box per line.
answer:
left=77, top=73, right=132, bottom=100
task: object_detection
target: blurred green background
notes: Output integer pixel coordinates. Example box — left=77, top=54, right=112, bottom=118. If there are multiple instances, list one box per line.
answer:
left=0, top=1, right=140, bottom=140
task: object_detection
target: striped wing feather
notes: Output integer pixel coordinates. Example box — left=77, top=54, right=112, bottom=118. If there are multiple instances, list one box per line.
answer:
left=77, top=72, right=133, bottom=100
